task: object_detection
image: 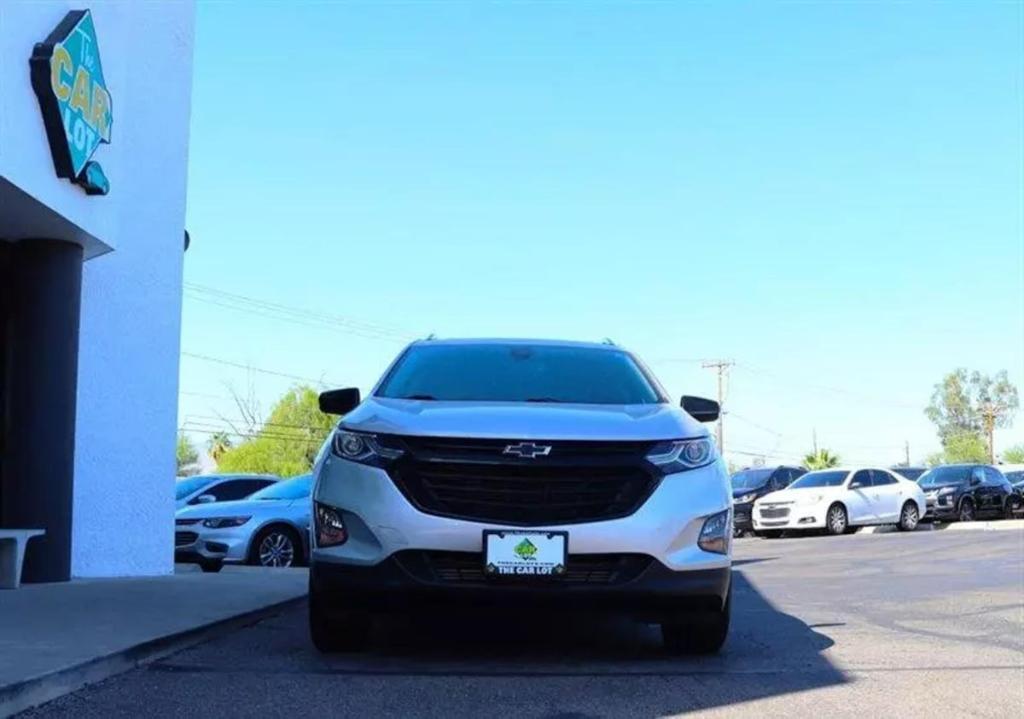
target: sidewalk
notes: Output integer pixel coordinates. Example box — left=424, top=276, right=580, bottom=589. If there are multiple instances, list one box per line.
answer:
left=0, top=564, right=307, bottom=716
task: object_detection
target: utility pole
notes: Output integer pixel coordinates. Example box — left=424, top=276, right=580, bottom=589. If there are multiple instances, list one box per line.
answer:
left=904, top=440, right=910, bottom=467
left=812, top=428, right=818, bottom=455
left=702, top=359, right=734, bottom=454
left=979, top=402, right=1007, bottom=463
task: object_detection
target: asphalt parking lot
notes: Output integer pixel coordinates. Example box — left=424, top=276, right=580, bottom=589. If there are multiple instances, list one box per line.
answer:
left=22, top=530, right=1024, bottom=718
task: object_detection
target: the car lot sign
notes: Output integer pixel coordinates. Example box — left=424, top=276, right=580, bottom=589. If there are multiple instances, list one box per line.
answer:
left=29, top=9, right=112, bottom=196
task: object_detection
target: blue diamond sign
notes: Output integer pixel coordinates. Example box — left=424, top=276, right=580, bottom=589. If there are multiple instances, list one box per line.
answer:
left=30, top=9, right=113, bottom=195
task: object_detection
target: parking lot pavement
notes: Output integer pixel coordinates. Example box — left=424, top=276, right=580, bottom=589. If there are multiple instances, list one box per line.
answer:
left=20, top=530, right=1024, bottom=718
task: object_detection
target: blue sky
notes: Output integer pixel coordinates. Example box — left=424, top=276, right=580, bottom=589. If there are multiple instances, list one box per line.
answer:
left=180, top=0, right=1023, bottom=467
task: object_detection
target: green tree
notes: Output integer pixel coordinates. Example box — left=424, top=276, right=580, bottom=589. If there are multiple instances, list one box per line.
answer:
left=176, top=432, right=199, bottom=475
left=804, top=448, right=840, bottom=470
left=215, top=385, right=336, bottom=476
left=207, top=431, right=233, bottom=465
left=1001, top=443, right=1024, bottom=464
left=925, top=432, right=990, bottom=467
left=925, top=369, right=1018, bottom=462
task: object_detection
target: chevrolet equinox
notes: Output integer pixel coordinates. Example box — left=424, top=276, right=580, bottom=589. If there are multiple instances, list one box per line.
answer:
left=309, top=338, right=732, bottom=654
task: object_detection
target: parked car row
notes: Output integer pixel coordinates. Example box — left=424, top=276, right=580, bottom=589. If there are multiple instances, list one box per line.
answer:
left=173, top=473, right=312, bottom=572
left=734, top=462, right=1024, bottom=539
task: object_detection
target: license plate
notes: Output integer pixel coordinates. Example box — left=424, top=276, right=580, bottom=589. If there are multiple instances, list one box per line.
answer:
left=483, top=530, right=568, bottom=578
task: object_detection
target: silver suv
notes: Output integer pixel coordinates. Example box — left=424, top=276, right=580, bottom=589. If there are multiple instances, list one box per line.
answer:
left=309, top=339, right=732, bottom=654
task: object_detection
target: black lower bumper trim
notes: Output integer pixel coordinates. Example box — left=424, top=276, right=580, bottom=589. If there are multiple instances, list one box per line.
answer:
left=310, top=553, right=730, bottom=618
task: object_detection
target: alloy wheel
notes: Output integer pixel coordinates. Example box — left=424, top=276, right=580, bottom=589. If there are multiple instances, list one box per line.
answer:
left=901, top=503, right=919, bottom=530
left=259, top=532, right=295, bottom=567
left=827, top=506, right=847, bottom=534
left=959, top=501, right=975, bottom=522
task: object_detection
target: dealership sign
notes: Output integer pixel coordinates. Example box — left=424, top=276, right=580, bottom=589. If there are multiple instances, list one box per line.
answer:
left=30, top=9, right=112, bottom=195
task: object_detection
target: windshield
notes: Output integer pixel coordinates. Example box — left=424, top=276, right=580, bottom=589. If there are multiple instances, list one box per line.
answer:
left=731, top=469, right=773, bottom=490
left=175, top=476, right=215, bottom=500
left=1004, top=470, right=1024, bottom=484
left=893, top=467, right=925, bottom=481
left=249, top=475, right=312, bottom=500
left=789, top=470, right=848, bottom=488
left=377, top=343, right=663, bottom=404
left=918, top=466, right=972, bottom=488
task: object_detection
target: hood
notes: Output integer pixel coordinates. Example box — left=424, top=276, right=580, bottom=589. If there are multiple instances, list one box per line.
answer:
left=176, top=497, right=292, bottom=519
left=341, top=397, right=705, bottom=441
left=732, top=484, right=766, bottom=499
left=921, top=483, right=963, bottom=493
left=756, top=486, right=840, bottom=504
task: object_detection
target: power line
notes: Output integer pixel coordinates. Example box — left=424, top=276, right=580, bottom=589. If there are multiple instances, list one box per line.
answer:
left=181, top=351, right=341, bottom=386
left=183, top=283, right=417, bottom=343
left=734, top=362, right=919, bottom=411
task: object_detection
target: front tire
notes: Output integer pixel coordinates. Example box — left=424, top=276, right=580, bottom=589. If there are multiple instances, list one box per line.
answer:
left=198, top=558, right=223, bottom=573
left=309, top=575, right=370, bottom=653
left=661, top=587, right=731, bottom=655
left=898, top=501, right=920, bottom=532
left=958, top=499, right=976, bottom=523
left=250, top=526, right=302, bottom=568
left=825, top=503, right=848, bottom=535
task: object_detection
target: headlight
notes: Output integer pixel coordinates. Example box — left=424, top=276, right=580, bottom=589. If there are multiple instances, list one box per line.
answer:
left=314, top=502, right=347, bottom=548
left=646, top=437, right=717, bottom=474
left=800, top=494, right=825, bottom=506
left=698, top=509, right=731, bottom=554
left=331, top=430, right=404, bottom=467
left=938, top=487, right=957, bottom=495
left=735, top=492, right=758, bottom=504
left=201, top=516, right=250, bottom=529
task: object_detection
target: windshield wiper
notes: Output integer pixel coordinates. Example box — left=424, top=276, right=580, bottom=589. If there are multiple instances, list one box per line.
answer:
left=525, top=397, right=567, bottom=403
left=401, top=394, right=437, bottom=400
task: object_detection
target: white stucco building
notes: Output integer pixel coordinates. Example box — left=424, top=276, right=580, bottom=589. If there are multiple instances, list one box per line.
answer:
left=0, top=0, right=196, bottom=580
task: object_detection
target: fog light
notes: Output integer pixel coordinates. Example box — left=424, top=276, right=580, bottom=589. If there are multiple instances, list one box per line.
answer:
left=315, top=502, right=347, bottom=548
left=698, top=509, right=731, bottom=555
left=799, top=517, right=815, bottom=524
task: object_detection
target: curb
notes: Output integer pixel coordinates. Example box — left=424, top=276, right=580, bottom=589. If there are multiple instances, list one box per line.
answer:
left=858, top=520, right=1024, bottom=534
left=0, top=595, right=306, bottom=718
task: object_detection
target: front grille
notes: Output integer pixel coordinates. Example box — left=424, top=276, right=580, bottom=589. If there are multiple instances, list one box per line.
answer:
left=388, top=436, right=659, bottom=526
left=175, top=518, right=200, bottom=526
left=759, top=507, right=791, bottom=519
left=175, top=531, right=198, bottom=547
left=395, top=550, right=652, bottom=586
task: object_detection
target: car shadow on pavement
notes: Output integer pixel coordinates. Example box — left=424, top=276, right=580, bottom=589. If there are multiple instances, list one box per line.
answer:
left=305, top=569, right=849, bottom=715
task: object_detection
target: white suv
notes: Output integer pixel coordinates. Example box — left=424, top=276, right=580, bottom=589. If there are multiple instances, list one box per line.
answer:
left=309, top=338, right=732, bottom=654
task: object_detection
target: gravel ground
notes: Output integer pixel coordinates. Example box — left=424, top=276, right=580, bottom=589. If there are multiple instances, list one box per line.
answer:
left=22, top=530, right=1024, bottom=718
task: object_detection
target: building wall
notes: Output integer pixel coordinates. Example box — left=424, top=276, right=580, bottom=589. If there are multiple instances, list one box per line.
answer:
left=70, top=2, right=196, bottom=577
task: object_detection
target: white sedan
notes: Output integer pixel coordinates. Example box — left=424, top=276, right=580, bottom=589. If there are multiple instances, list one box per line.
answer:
left=752, top=467, right=927, bottom=537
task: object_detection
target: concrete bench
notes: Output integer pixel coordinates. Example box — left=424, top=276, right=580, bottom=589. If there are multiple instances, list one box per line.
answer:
left=0, top=529, right=45, bottom=589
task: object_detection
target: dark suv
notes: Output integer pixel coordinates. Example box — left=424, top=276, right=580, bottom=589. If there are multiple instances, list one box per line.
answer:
left=731, top=466, right=806, bottom=536
left=917, top=464, right=1020, bottom=522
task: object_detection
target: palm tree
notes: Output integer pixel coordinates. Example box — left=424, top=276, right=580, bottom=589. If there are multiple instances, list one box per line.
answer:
left=208, top=431, right=233, bottom=465
left=804, top=448, right=840, bottom=470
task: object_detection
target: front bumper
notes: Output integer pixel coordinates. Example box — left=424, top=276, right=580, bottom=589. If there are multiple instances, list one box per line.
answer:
left=174, top=524, right=252, bottom=564
left=751, top=504, right=827, bottom=531
left=311, top=455, right=733, bottom=573
left=733, top=502, right=754, bottom=531
left=923, top=495, right=957, bottom=520
left=310, top=553, right=730, bottom=618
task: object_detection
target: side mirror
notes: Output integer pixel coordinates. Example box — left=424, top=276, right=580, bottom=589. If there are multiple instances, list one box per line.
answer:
left=319, top=388, right=361, bottom=415
left=969, top=477, right=982, bottom=487
left=681, top=395, right=720, bottom=423
left=195, top=494, right=216, bottom=505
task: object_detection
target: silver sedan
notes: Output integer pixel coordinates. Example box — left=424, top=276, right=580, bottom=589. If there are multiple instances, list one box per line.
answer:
left=175, top=474, right=311, bottom=572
